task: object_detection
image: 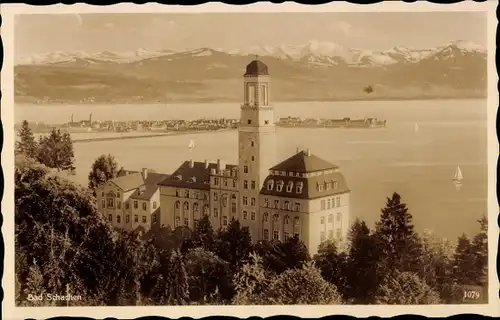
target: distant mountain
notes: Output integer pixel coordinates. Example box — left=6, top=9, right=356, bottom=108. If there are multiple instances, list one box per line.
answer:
left=14, top=40, right=487, bottom=104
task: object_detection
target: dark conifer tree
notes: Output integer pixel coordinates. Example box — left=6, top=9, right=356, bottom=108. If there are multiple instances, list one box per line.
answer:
left=16, top=120, right=38, bottom=159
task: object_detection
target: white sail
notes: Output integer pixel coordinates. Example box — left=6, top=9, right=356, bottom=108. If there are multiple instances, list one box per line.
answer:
left=453, top=166, right=464, bottom=181
left=188, top=139, right=195, bottom=149
left=414, top=123, right=419, bottom=132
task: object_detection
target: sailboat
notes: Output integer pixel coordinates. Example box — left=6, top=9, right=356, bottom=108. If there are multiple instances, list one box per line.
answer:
left=188, top=139, right=195, bottom=150
left=414, top=123, right=419, bottom=133
left=452, top=166, right=464, bottom=189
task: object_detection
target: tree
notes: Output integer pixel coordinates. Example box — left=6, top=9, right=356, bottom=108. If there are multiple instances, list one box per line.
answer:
left=215, top=218, right=253, bottom=271
left=262, top=261, right=343, bottom=305
left=374, top=270, right=441, bottom=304
left=253, top=235, right=311, bottom=274
left=190, top=215, right=216, bottom=252
left=452, top=234, right=477, bottom=285
left=36, top=128, right=75, bottom=172
left=185, top=247, right=232, bottom=304
left=471, top=215, right=488, bottom=286
left=312, top=239, right=348, bottom=298
left=373, top=192, right=422, bottom=274
left=23, top=259, right=48, bottom=306
left=232, top=252, right=275, bottom=305
left=88, top=154, right=119, bottom=194
left=16, top=120, right=37, bottom=158
left=344, top=219, right=379, bottom=303
left=167, top=250, right=189, bottom=305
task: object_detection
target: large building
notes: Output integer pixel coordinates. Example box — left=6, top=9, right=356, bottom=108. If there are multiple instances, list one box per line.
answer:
left=97, top=59, right=351, bottom=254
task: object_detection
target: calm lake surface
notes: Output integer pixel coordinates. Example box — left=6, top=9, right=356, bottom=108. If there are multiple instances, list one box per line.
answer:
left=16, top=100, right=489, bottom=240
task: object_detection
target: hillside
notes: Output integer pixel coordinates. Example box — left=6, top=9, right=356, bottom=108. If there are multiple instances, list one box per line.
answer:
left=14, top=40, right=487, bottom=104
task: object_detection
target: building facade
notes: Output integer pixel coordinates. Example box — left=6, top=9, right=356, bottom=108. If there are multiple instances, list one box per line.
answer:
left=97, top=59, right=351, bottom=254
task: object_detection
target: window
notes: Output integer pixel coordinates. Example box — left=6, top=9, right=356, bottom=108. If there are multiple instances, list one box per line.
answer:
left=243, top=196, right=248, bottom=205
left=333, top=181, right=339, bottom=189
left=321, top=200, right=326, bottom=210
left=276, top=181, right=284, bottom=192
left=176, top=190, right=180, bottom=197
left=117, top=191, right=120, bottom=198
left=247, top=119, right=252, bottom=124
left=125, top=202, right=130, bottom=210
left=152, top=201, right=157, bottom=209
left=183, top=202, right=189, bottom=210
left=134, top=201, right=138, bottom=209
left=296, top=182, right=303, bottom=193
left=214, top=178, right=220, bottom=186
left=233, top=181, right=237, bottom=188
left=142, top=216, right=147, bottom=223
left=251, top=181, right=256, bottom=189
left=284, top=201, right=290, bottom=210
left=267, top=180, right=274, bottom=190
left=251, top=156, right=255, bottom=161
left=204, top=193, right=209, bottom=200
left=264, top=120, right=269, bottom=125
left=194, top=192, right=199, bottom=199
left=284, top=215, right=290, bottom=224
left=284, top=232, right=290, bottom=241
left=222, top=194, right=228, bottom=207
left=336, top=196, right=341, bottom=207
left=107, top=198, right=114, bottom=208
left=263, top=212, right=269, bottom=222
left=126, top=215, right=130, bottom=223
left=184, top=217, right=189, bottom=226
left=251, top=141, right=255, bottom=147
left=328, top=230, right=334, bottom=239
left=243, top=210, right=248, bottom=220
left=294, top=202, right=300, bottom=212
left=175, top=201, right=180, bottom=209
left=286, top=181, right=293, bottom=192
left=101, top=200, right=106, bottom=208
left=142, top=202, right=147, bottom=211
left=251, top=197, right=256, bottom=206
left=184, top=190, right=189, bottom=198
left=243, top=180, right=248, bottom=189
left=251, top=211, right=256, bottom=220
left=336, top=229, right=341, bottom=240
left=294, top=217, right=300, bottom=226
left=101, top=192, right=104, bottom=197
left=327, top=198, right=332, bottom=209
left=108, top=214, right=112, bottom=222
left=264, top=198, right=270, bottom=208
left=223, top=216, right=228, bottom=226
left=224, top=179, right=228, bottom=187
left=263, top=229, right=269, bottom=240
left=273, top=230, right=279, bottom=240
left=193, top=203, right=200, bottom=212
left=231, top=200, right=237, bottom=213
left=244, top=166, right=248, bottom=173
left=134, top=215, right=139, bottom=223
left=152, top=215, right=156, bottom=223
left=214, top=193, right=218, bottom=201
left=194, top=219, right=199, bottom=229
left=117, top=202, right=121, bottom=209
left=274, top=200, right=279, bottom=208
left=175, top=216, right=180, bottom=226
left=337, top=212, right=342, bottom=222
left=117, top=215, right=121, bottom=223
left=318, top=184, right=324, bottom=192
left=214, top=208, right=219, bottom=218
left=320, top=231, right=325, bottom=242
left=203, top=205, right=210, bottom=216
left=320, top=216, right=325, bottom=224
left=328, top=214, right=333, bottom=223
left=273, top=214, right=279, bottom=223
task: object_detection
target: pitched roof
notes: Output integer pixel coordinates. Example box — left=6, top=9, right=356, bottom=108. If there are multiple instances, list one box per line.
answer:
left=111, top=173, right=145, bottom=192
left=159, top=161, right=221, bottom=190
left=260, top=171, right=350, bottom=200
left=270, top=150, right=338, bottom=173
left=244, top=60, right=269, bottom=76
left=129, top=172, right=171, bottom=200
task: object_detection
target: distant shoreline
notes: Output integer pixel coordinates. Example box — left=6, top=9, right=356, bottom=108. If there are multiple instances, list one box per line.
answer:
left=15, top=96, right=486, bottom=106
left=71, top=129, right=233, bottom=143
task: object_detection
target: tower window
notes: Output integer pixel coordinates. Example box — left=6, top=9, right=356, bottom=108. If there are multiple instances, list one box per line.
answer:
left=244, top=165, right=249, bottom=173
left=251, top=156, right=255, bottom=161
left=251, top=141, right=255, bottom=147
left=247, top=120, right=252, bottom=124
left=264, top=120, right=269, bottom=125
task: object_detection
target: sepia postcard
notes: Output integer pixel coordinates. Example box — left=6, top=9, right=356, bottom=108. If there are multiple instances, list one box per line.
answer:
left=1, top=2, right=499, bottom=319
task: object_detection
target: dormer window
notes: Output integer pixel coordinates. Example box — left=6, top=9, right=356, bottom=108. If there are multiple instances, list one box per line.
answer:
left=188, top=176, right=197, bottom=183
left=267, top=180, right=274, bottom=190
left=318, top=183, right=324, bottom=192
left=296, top=182, right=304, bottom=193
left=174, top=175, right=182, bottom=181
left=286, top=181, right=293, bottom=192
left=333, top=181, right=339, bottom=189
left=276, top=180, right=284, bottom=192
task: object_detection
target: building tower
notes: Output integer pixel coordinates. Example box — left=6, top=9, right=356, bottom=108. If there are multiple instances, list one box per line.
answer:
left=238, top=59, right=276, bottom=240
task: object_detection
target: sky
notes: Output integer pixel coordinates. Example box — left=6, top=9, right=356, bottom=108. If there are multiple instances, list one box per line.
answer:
left=14, top=12, right=487, bottom=57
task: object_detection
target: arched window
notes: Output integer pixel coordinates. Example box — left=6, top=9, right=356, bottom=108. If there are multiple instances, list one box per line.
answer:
left=284, top=215, right=290, bottom=225
left=193, top=203, right=199, bottom=212
left=337, top=212, right=342, bottom=222
left=263, top=212, right=269, bottom=222
left=276, top=180, right=284, bottom=192
left=267, top=180, right=274, bottom=191
left=294, top=217, right=300, bottom=226
left=222, top=194, right=228, bottom=207
left=284, top=201, right=290, bottom=211
left=273, top=214, right=279, bottom=223
left=183, top=201, right=189, bottom=210
left=328, top=214, right=333, bottom=223
left=175, top=201, right=180, bottom=209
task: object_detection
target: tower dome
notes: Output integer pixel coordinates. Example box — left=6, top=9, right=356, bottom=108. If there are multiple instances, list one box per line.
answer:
left=244, top=59, right=269, bottom=76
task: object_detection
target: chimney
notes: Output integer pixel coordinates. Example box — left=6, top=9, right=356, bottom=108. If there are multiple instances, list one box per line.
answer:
left=142, top=168, right=148, bottom=180
left=204, top=159, right=209, bottom=169
left=306, top=148, right=311, bottom=156
left=189, top=159, right=194, bottom=168
left=217, top=159, right=222, bottom=171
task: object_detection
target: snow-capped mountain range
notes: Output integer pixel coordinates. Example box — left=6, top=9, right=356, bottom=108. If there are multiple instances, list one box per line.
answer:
left=16, top=40, right=486, bottom=68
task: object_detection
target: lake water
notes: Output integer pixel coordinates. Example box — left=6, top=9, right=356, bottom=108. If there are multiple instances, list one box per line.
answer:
left=16, top=100, right=488, bottom=240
